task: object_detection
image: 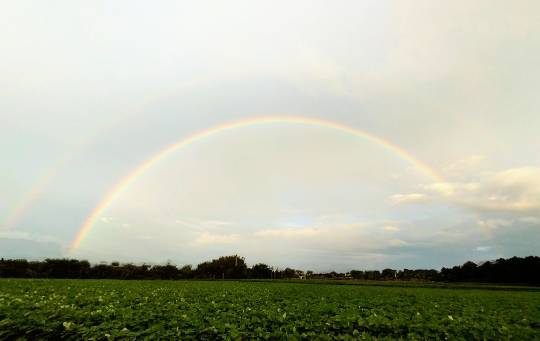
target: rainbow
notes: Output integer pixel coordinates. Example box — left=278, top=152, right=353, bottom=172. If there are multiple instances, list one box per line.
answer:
left=68, top=115, right=444, bottom=252
left=3, top=159, right=67, bottom=229
left=2, top=75, right=220, bottom=230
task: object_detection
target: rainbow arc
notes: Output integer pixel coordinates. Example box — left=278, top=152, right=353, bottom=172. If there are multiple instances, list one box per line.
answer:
left=69, top=116, right=444, bottom=252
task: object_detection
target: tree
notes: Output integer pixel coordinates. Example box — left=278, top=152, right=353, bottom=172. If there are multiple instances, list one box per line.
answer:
left=1, top=256, right=539, bottom=284
left=179, top=265, right=193, bottom=279
left=250, top=263, right=272, bottom=279
left=350, top=270, right=365, bottom=280
left=365, top=270, right=381, bottom=280
left=381, top=268, right=396, bottom=280
left=281, top=268, right=298, bottom=279
left=195, top=255, right=247, bottom=279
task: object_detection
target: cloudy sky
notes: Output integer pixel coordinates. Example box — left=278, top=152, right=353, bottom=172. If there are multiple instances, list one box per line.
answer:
left=1, top=1, right=539, bottom=271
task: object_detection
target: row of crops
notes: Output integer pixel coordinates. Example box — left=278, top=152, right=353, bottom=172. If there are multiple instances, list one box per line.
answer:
left=1, top=279, right=539, bottom=339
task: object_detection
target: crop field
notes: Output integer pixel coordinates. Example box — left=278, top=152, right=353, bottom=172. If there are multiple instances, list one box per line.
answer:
left=1, top=279, right=539, bottom=340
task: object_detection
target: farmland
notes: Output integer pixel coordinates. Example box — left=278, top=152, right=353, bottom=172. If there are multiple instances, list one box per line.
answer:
left=1, top=279, right=539, bottom=339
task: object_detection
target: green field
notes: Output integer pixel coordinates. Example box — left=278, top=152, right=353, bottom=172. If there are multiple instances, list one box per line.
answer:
left=1, top=279, right=539, bottom=340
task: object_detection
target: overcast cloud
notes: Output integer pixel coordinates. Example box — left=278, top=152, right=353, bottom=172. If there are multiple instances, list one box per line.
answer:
left=1, top=1, right=539, bottom=270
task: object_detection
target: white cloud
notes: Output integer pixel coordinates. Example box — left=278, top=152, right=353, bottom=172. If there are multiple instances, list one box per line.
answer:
left=477, top=219, right=512, bottom=231
left=192, top=232, right=240, bottom=246
left=475, top=246, right=492, bottom=252
left=519, top=216, right=540, bottom=224
left=424, top=167, right=540, bottom=214
left=255, top=228, right=320, bottom=239
left=0, top=230, right=61, bottom=244
left=388, top=239, right=408, bottom=247
left=100, top=217, right=112, bottom=224
left=443, top=155, right=485, bottom=178
left=252, top=224, right=414, bottom=252
left=423, top=182, right=479, bottom=197
left=423, top=182, right=456, bottom=196
left=389, top=193, right=427, bottom=204
left=204, top=220, right=233, bottom=227
left=0, top=231, right=31, bottom=239
left=253, top=220, right=382, bottom=242
left=278, top=222, right=306, bottom=228
left=134, top=235, right=153, bottom=241
left=175, top=219, right=234, bottom=229
left=481, top=167, right=540, bottom=211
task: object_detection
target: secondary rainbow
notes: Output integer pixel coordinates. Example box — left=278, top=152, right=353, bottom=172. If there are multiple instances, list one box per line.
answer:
left=3, top=77, right=209, bottom=229
left=69, top=115, right=444, bottom=252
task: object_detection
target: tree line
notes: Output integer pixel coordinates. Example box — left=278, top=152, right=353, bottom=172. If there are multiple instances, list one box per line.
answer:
left=0, top=255, right=539, bottom=284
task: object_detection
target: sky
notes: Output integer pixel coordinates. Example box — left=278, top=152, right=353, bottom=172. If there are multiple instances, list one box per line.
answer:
left=1, top=1, right=539, bottom=271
